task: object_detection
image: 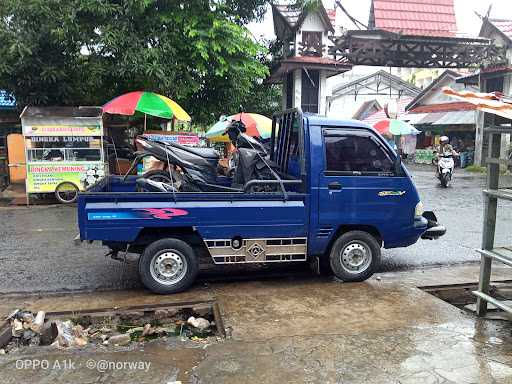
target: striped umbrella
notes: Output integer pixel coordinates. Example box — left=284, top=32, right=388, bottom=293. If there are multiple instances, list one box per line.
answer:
left=373, top=119, right=420, bottom=137
left=206, top=113, right=272, bottom=142
left=103, top=91, right=191, bottom=122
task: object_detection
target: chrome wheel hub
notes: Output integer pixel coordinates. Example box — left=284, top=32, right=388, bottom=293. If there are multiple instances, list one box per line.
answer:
left=150, top=251, right=187, bottom=285
left=340, top=242, right=371, bottom=274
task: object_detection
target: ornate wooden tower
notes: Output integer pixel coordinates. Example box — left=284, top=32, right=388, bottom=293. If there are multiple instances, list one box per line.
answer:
left=269, top=2, right=351, bottom=115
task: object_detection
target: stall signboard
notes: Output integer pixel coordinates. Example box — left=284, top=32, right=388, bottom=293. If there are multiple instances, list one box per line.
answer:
left=144, top=133, right=200, bottom=146
left=26, top=162, right=105, bottom=193
left=415, top=149, right=435, bottom=164
left=23, top=125, right=101, bottom=137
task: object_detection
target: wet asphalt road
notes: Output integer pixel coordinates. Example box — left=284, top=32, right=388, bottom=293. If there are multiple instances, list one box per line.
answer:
left=0, top=165, right=511, bottom=294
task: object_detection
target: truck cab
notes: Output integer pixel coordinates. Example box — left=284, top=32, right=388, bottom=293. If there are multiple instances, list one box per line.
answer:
left=77, top=109, right=445, bottom=294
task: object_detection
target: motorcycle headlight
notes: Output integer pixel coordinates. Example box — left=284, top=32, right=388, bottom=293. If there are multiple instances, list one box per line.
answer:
left=415, top=201, right=424, bottom=217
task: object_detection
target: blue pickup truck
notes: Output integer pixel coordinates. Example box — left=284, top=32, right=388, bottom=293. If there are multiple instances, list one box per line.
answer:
left=77, top=109, right=445, bottom=294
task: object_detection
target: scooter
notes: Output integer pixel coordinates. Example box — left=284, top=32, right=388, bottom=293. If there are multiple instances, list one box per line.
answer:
left=437, top=152, right=455, bottom=188
left=125, top=119, right=279, bottom=193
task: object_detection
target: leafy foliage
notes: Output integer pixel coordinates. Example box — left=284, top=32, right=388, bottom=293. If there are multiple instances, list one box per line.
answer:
left=0, top=0, right=277, bottom=124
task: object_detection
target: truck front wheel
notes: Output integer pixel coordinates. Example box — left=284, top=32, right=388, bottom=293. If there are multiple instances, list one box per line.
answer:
left=139, top=238, right=199, bottom=294
left=329, top=231, right=381, bottom=282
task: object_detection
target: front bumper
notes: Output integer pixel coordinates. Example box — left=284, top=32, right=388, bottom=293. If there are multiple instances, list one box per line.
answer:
left=420, top=211, right=446, bottom=240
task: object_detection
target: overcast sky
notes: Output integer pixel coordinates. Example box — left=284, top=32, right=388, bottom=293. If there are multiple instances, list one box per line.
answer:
left=248, top=0, right=511, bottom=40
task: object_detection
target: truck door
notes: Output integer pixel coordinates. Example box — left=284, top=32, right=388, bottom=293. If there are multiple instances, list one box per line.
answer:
left=317, top=128, right=412, bottom=244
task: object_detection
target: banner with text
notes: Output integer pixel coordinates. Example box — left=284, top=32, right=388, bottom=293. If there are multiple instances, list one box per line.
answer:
left=26, top=162, right=104, bottom=193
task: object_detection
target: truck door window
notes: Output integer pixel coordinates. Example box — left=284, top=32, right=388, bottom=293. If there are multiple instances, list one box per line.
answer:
left=324, top=135, right=394, bottom=176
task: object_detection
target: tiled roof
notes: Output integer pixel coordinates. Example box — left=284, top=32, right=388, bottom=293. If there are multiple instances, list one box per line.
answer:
left=408, top=102, right=477, bottom=114
left=273, top=3, right=334, bottom=33
left=370, top=0, right=457, bottom=37
left=362, top=97, right=413, bottom=125
left=489, top=19, right=512, bottom=42
left=0, top=90, right=15, bottom=109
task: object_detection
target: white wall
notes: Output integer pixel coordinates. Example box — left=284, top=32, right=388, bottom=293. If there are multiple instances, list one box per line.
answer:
left=327, top=93, right=404, bottom=119
left=415, top=76, right=478, bottom=106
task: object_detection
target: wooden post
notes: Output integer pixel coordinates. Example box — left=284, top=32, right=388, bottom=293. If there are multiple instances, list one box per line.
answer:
left=476, top=132, right=501, bottom=316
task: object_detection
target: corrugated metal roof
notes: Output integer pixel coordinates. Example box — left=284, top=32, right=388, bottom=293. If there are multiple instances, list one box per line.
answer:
left=405, top=110, right=475, bottom=125
left=403, top=113, right=427, bottom=124
left=434, top=110, right=475, bottom=125
left=418, top=112, right=446, bottom=124
left=371, top=0, right=457, bottom=37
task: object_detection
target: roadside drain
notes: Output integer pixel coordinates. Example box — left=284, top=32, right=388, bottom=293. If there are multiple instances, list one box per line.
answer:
left=420, top=281, right=512, bottom=320
left=0, top=300, right=225, bottom=354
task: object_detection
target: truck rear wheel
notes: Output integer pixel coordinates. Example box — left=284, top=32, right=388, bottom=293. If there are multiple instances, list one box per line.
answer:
left=329, top=231, right=380, bottom=282
left=139, top=238, right=198, bottom=294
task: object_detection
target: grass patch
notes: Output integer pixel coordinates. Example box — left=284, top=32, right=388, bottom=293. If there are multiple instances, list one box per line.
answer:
left=464, top=165, right=486, bottom=173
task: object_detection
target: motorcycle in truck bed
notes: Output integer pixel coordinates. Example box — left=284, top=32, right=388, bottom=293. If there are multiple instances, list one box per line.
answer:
left=77, top=109, right=445, bottom=294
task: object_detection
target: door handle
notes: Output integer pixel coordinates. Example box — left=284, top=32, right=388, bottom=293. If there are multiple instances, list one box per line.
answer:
left=328, top=182, right=342, bottom=190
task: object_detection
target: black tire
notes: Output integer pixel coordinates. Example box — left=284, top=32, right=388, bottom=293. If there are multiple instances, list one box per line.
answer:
left=329, top=230, right=381, bottom=282
left=440, top=174, right=449, bottom=188
left=55, top=182, right=79, bottom=204
left=139, top=238, right=199, bottom=294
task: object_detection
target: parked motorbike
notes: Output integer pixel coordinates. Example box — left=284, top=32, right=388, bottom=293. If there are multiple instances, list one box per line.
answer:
left=125, top=118, right=279, bottom=193
left=437, top=152, right=455, bottom=188
left=223, top=118, right=279, bottom=189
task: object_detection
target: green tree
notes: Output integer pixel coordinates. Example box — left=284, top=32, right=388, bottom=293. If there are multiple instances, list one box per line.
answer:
left=0, top=0, right=274, bottom=124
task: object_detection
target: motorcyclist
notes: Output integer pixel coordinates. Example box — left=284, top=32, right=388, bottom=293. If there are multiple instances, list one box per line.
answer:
left=438, top=136, right=458, bottom=157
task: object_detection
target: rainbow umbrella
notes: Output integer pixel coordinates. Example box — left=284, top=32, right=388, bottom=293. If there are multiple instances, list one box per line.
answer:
left=103, top=91, right=191, bottom=122
left=373, top=119, right=420, bottom=137
left=206, top=113, right=272, bottom=142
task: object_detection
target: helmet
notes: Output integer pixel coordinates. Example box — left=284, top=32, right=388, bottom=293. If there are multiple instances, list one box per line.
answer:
left=440, top=136, right=449, bottom=143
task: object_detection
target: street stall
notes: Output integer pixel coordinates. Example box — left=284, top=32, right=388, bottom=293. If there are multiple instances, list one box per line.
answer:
left=21, top=106, right=105, bottom=203
left=102, top=91, right=193, bottom=176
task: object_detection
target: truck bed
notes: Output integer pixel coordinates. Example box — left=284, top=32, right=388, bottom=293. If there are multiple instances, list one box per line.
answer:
left=78, top=176, right=308, bottom=245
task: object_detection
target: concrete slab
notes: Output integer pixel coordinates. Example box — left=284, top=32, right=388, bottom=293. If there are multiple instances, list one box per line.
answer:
left=0, top=266, right=512, bottom=383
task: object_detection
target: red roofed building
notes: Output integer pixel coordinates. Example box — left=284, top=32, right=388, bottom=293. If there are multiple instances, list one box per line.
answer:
left=368, top=0, right=458, bottom=37
left=403, top=70, right=479, bottom=164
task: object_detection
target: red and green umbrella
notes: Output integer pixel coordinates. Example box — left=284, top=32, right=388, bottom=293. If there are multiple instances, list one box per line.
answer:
left=206, top=113, right=272, bottom=142
left=103, top=91, right=191, bottom=121
left=373, top=119, right=420, bottom=137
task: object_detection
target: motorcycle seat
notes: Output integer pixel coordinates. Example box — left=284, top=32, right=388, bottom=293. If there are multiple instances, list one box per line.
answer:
left=168, top=142, right=219, bottom=160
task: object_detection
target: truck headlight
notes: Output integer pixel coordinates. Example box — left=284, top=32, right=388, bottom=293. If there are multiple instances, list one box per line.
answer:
left=415, top=201, right=424, bottom=217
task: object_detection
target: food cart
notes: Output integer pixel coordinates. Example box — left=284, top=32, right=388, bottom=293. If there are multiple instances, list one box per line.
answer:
left=21, top=106, right=106, bottom=203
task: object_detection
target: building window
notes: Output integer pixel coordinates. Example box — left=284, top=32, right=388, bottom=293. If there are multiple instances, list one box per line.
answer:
left=301, top=70, right=319, bottom=113
left=300, top=31, right=323, bottom=56
left=324, top=134, right=393, bottom=175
